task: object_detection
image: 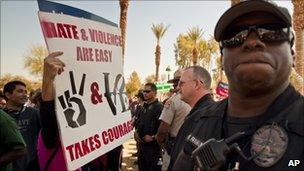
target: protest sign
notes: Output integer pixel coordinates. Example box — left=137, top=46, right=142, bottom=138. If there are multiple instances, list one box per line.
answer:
left=38, top=1, right=132, bottom=170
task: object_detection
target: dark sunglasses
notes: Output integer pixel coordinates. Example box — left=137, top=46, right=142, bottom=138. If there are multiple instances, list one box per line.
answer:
left=143, top=90, right=152, bottom=93
left=173, top=82, right=179, bottom=89
left=220, top=23, right=293, bottom=48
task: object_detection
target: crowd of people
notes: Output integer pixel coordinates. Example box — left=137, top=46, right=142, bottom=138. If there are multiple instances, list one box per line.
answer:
left=1, top=0, right=303, bottom=171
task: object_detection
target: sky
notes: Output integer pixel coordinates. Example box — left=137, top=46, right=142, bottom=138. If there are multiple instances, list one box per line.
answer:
left=0, top=0, right=293, bottom=82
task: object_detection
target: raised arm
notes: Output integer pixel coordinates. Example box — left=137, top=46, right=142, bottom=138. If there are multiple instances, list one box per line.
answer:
left=40, top=52, right=65, bottom=148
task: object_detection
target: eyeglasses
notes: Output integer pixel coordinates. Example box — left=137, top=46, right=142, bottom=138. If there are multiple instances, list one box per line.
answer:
left=143, top=90, right=152, bottom=93
left=220, top=23, right=293, bottom=48
left=173, top=82, right=179, bottom=89
left=178, top=79, right=205, bottom=87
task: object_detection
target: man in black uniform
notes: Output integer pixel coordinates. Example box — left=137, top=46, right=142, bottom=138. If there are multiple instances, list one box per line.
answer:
left=170, top=0, right=304, bottom=171
left=168, top=66, right=215, bottom=170
left=135, top=83, right=163, bottom=171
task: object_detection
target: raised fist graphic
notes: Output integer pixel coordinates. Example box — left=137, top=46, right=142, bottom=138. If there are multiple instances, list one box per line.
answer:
left=58, top=71, right=87, bottom=128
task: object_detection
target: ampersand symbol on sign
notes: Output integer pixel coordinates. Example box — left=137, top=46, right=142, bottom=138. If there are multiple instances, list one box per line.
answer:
left=80, top=29, right=88, bottom=41
left=90, top=82, right=103, bottom=104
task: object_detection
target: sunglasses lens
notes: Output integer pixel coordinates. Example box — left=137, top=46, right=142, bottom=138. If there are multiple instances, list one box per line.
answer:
left=260, top=28, right=289, bottom=42
left=221, top=24, right=290, bottom=48
left=221, top=30, right=248, bottom=47
left=143, top=90, right=151, bottom=93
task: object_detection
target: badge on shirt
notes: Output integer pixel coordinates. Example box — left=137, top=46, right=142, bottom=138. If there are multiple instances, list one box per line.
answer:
left=250, top=123, right=288, bottom=167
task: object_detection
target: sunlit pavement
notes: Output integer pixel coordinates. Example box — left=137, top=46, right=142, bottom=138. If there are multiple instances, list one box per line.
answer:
left=122, top=138, right=138, bottom=171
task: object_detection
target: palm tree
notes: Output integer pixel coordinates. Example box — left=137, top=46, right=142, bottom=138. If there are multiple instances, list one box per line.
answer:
left=151, top=23, right=169, bottom=81
left=174, top=34, right=219, bottom=69
left=292, top=0, right=304, bottom=94
left=175, top=34, right=193, bottom=68
left=119, top=0, right=129, bottom=64
left=187, top=27, right=203, bottom=65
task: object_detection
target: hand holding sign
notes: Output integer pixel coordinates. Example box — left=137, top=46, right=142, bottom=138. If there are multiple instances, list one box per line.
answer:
left=44, top=51, right=65, bottom=77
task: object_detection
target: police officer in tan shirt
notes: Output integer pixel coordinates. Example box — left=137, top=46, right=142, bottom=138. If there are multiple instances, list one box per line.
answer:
left=156, top=69, right=191, bottom=170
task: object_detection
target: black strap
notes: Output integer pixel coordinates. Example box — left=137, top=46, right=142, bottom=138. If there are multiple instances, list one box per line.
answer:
left=43, top=143, right=60, bottom=171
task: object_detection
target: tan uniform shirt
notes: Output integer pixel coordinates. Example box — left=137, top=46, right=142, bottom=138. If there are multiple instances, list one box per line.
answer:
left=159, top=93, right=191, bottom=137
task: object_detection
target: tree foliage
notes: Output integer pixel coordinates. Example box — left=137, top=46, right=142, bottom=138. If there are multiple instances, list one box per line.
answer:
left=144, top=74, right=156, bottom=84
left=292, top=0, right=304, bottom=94
left=174, top=29, right=223, bottom=89
left=174, top=32, right=220, bottom=70
left=0, top=74, right=41, bottom=92
left=187, top=27, right=204, bottom=65
left=24, top=44, right=48, bottom=78
left=151, top=23, right=169, bottom=45
left=290, top=68, right=304, bottom=93
left=125, top=71, right=142, bottom=97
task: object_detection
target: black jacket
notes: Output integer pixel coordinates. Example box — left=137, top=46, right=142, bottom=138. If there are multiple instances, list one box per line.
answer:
left=169, top=94, right=215, bottom=170
left=137, top=99, right=163, bottom=143
left=170, top=85, right=304, bottom=171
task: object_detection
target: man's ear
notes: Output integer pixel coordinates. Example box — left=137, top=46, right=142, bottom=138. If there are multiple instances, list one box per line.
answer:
left=4, top=92, right=11, bottom=100
left=291, top=48, right=295, bottom=67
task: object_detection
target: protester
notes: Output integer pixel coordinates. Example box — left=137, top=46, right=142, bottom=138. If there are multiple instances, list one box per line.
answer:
left=130, top=91, right=145, bottom=166
left=170, top=1, right=304, bottom=170
left=155, top=69, right=191, bottom=170
left=129, top=96, right=139, bottom=118
left=0, top=109, right=27, bottom=171
left=168, top=66, right=214, bottom=170
left=3, top=81, right=41, bottom=171
left=39, top=52, right=108, bottom=171
left=29, top=89, right=42, bottom=109
left=135, top=83, right=163, bottom=171
left=132, top=91, right=145, bottom=129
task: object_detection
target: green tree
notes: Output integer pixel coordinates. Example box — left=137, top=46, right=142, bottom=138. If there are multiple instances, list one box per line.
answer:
left=125, top=71, right=142, bottom=97
left=0, top=74, right=41, bottom=92
left=151, top=23, right=169, bottom=81
left=24, top=44, right=48, bottom=78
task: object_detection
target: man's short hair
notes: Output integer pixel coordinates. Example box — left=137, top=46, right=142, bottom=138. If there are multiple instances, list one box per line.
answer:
left=186, top=66, right=212, bottom=90
left=3, top=80, right=26, bottom=97
left=136, top=91, right=145, bottom=101
left=145, top=83, right=157, bottom=93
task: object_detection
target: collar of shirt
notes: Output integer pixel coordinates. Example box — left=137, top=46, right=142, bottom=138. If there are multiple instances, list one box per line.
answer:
left=187, top=94, right=214, bottom=117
